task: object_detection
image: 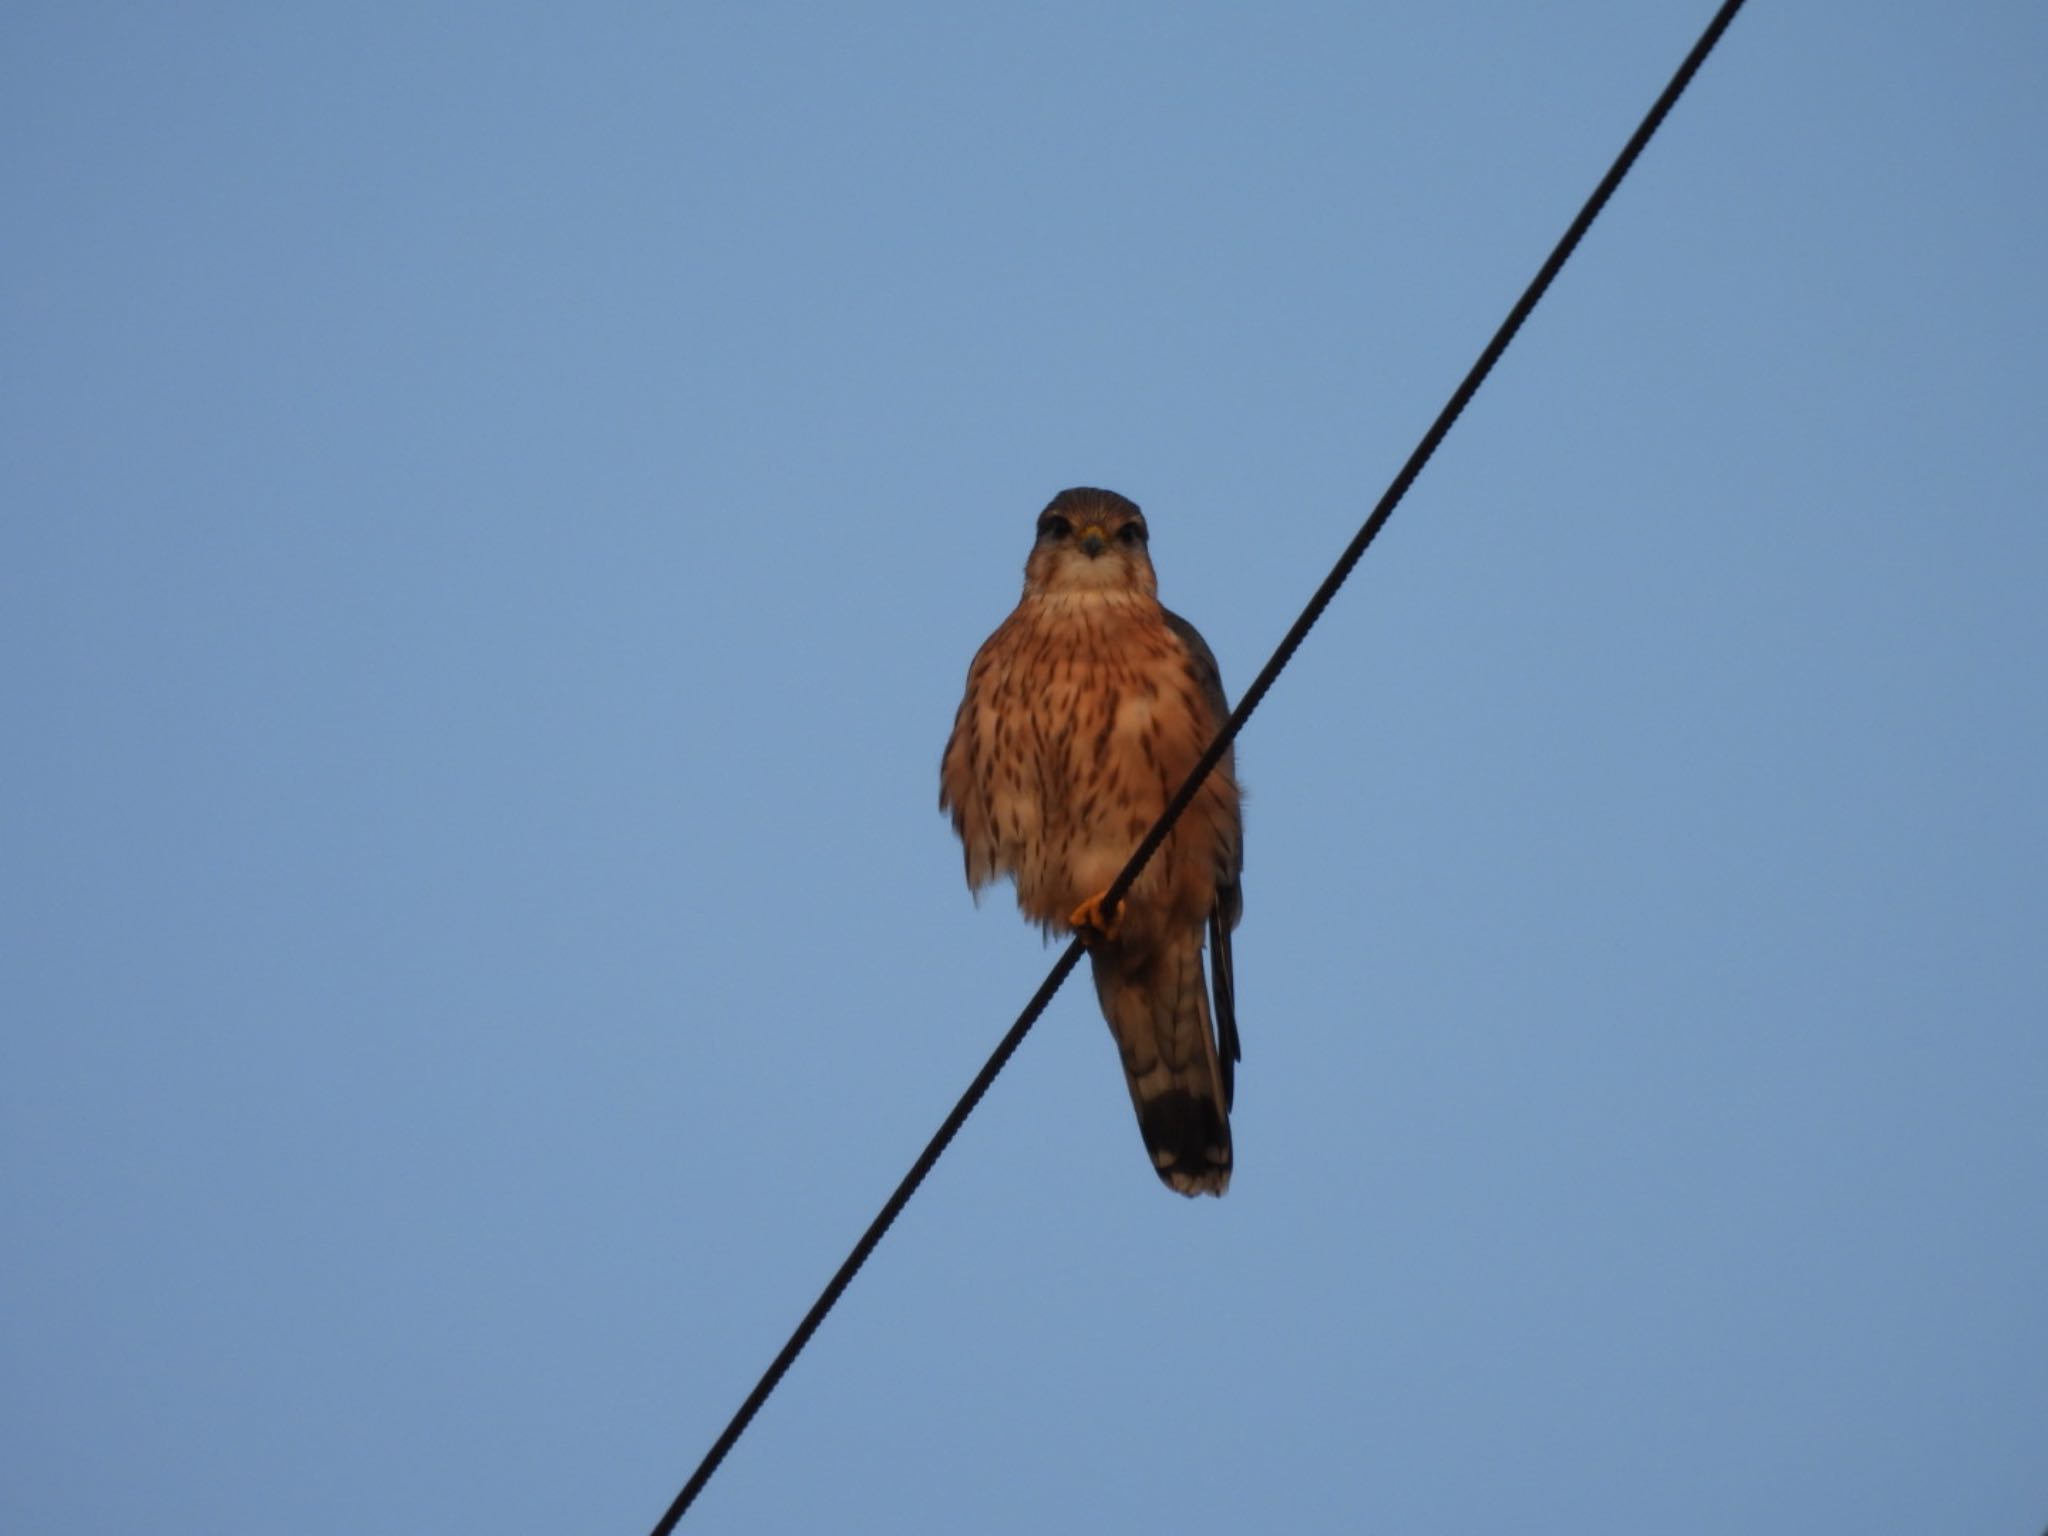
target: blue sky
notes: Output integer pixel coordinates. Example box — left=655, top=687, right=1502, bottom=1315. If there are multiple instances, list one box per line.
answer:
left=5, top=3, right=2045, bottom=1531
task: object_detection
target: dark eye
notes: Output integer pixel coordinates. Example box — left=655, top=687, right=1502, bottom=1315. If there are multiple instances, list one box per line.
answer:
left=1036, top=514, right=1071, bottom=541
left=1117, top=522, right=1147, bottom=545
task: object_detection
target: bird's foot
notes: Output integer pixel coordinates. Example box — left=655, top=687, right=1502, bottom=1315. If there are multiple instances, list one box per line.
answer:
left=1069, top=891, right=1125, bottom=947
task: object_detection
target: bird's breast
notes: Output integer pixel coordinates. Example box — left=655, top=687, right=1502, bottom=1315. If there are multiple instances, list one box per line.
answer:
left=966, top=596, right=1212, bottom=925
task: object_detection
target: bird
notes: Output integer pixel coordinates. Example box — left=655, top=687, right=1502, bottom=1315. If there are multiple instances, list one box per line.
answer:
left=940, top=488, right=1244, bottom=1196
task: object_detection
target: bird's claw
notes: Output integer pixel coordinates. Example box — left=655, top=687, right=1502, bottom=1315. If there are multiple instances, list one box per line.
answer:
left=1069, top=891, right=1125, bottom=947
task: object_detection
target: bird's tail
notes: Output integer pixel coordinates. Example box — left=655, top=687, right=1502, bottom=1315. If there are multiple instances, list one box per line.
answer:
left=1089, top=933, right=1233, bottom=1196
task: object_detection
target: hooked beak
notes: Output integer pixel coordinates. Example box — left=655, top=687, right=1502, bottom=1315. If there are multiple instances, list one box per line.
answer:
left=1078, top=524, right=1108, bottom=557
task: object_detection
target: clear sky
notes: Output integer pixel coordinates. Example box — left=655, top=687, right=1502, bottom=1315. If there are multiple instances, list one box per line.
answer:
left=5, top=3, right=2045, bottom=1532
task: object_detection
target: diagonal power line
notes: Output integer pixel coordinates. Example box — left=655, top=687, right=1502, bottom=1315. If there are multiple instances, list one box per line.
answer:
left=650, top=1, right=1749, bottom=1527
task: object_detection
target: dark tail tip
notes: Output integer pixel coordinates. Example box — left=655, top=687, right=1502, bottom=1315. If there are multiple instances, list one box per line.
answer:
left=1138, top=1089, right=1232, bottom=1197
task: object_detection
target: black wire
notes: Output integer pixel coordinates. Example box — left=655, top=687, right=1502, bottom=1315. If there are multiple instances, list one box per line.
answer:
left=1102, top=0, right=1751, bottom=922
left=650, top=2, right=1747, bottom=1527
left=647, top=941, right=1086, bottom=1532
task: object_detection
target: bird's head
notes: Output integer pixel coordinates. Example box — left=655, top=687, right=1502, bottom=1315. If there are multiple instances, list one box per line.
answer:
left=1022, top=487, right=1157, bottom=598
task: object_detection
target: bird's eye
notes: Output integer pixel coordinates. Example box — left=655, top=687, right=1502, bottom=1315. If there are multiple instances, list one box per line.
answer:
left=1117, top=522, right=1147, bottom=545
left=1037, top=515, right=1071, bottom=541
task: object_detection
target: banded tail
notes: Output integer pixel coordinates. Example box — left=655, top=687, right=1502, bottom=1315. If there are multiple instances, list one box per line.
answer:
left=1089, top=928, right=1236, bottom=1196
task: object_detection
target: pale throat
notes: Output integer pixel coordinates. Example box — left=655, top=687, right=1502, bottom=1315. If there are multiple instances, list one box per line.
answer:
left=1029, top=558, right=1158, bottom=601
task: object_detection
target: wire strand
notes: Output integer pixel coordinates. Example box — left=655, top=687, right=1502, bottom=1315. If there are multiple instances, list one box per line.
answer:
left=650, top=2, right=1747, bottom=1526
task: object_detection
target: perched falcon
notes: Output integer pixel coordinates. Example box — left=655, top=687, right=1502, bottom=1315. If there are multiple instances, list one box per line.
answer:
left=940, top=488, right=1244, bottom=1196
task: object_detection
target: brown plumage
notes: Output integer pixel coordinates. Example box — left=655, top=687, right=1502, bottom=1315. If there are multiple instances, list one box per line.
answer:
left=940, top=488, right=1244, bottom=1196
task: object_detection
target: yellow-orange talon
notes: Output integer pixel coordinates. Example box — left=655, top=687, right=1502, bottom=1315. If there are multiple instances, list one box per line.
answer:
left=1069, top=891, right=1125, bottom=946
